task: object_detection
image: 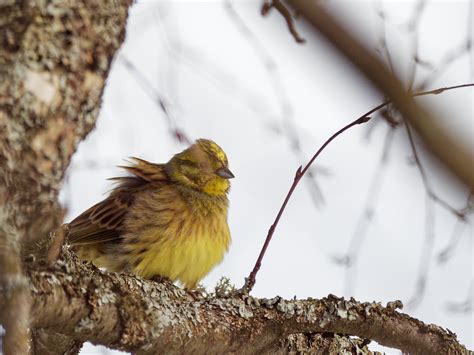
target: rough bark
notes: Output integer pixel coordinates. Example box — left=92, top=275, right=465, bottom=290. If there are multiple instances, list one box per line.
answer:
left=277, top=333, right=374, bottom=354
left=0, top=0, right=132, bottom=353
left=31, top=329, right=82, bottom=355
left=18, top=249, right=467, bottom=355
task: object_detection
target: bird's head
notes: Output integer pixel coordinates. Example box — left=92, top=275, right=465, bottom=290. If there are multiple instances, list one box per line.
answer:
left=166, top=139, right=234, bottom=196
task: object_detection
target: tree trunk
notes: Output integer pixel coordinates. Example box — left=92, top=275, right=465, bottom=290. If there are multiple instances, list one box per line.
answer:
left=0, top=1, right=131, bottom=353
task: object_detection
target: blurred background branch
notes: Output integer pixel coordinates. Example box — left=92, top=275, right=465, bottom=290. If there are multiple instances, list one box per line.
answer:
left=287, top=0, right=474, bottom=190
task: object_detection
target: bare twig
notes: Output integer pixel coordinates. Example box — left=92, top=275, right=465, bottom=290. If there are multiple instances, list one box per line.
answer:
left=370, top=3, right=472, bottom=307
left=413, top=83, right=474, bottom=97
left=406, top=194, right=436, bottom=309
left=225, top=0, right=325, bottom=206
left=242, top=114, right=374, bottom=293
left=261, top=0, right=305, bottom=43
left=446, top=279, right=473, bottom=313
left=469, top=0, right=473, bottom=80
left=417, top=40, right=471, bottom=90
left=333, top=127, right=396, bottom=296
left=406, top=1, right=471, bottom=90
left=154, top=6, right=182, bottom=110
left=151, top=10, right=281, bottom=129
left=404, top=118, right=472, bottom=308
left=437, top=193, right=473, bottom=264
left=242, top=83, right=473, bottom=293
left=405, top=0, right=428, bottom=31
left=168, top=42, right=272, bottom=117
left=375, top=3, right=396, bottom=77
left=404, top=119, right=466, bottom=218
left=437, top=219, right=467, bottom=265
left=118, top=55, right=191, bottom=145
left=287, top=0, right=474, bottom=190
left=405, top=0, right=427, bottom=90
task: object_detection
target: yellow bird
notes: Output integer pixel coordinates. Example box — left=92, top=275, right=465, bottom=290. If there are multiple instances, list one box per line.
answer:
left=68, top=139, right=233, bottom=289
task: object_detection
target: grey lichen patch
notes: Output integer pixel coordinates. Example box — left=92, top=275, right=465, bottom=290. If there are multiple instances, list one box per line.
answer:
left=318, top=297, right=359, bottom=328
left=276, top=299, right=296, bottom=318
left=260, top=296, right=281, bottom=309
left=298, top=301, right=319, bottom=324
left=205, top=294, right=257, bottom=323
left=337, top=307, right=348, bottom=319
left=214, top=276, right=236, bottom=298
left=244, top=295, right=261, bottom=308
left=237, top=301, right=254, bottom=319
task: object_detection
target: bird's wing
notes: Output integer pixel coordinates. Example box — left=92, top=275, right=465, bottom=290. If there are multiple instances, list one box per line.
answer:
left=68, top=158, right=167, bottom=246
left=118, top=157, right=167, bottom=182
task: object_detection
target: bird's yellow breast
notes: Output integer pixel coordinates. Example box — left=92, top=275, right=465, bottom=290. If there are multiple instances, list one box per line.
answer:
left=134, top=224, right=230, bottom=289
left=121, top=186, right=231, bottom=289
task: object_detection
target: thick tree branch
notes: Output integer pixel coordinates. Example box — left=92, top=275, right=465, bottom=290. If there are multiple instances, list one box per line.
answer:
left=20, top=250, right=468, bottom=355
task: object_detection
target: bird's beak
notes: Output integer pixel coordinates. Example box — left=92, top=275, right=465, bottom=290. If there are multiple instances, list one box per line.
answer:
left=216, top=167, right=235, bottom=179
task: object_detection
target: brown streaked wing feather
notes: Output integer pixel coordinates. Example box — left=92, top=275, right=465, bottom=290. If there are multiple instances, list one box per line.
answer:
left=68, top=159, right=168, bottom=246
left=118, top=157, right=167, bottom=182
left=68, top=193, right=132, bottom=245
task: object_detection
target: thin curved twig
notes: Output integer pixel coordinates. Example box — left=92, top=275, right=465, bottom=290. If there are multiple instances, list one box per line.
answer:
left=242, top=83, right=474, bottom=293
left=334, top=126, right=396, bottom=296
left=261, top=0, right=305, bottom=43
left=242, top=114, right=372, bottom=293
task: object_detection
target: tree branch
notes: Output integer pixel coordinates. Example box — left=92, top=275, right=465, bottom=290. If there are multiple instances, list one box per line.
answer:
left=262, top=0, right=305, bottom=43
left=287, top=0, right=474, bottom=191
left=21, top=250, right=468, bottom=354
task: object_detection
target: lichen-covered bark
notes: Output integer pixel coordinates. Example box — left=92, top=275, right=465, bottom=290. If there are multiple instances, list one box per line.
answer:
left=277, top=333, right=373, bottom=354
left=19, top=249, right=467, bottom=355
left=0, top=1, right=132, bottom=353
left=31, top=329, right=82, bottom=355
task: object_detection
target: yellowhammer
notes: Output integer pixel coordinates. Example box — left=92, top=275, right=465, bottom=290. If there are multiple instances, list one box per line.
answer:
left=68, top=139, right=233, bottom=289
